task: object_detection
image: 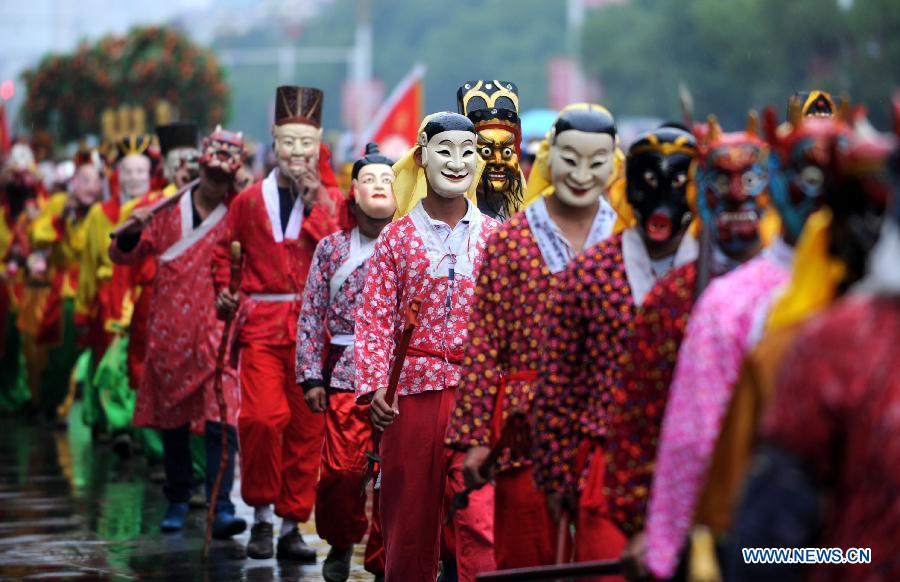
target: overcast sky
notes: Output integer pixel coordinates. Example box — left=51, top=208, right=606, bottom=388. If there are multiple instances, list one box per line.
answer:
left=0, top=0, right=216, bottom=120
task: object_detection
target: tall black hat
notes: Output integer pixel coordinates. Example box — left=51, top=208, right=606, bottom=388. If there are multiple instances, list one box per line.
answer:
left=275, top=86, right=324, bottom=128
left=156, top=122, right=199, bottom=156
left=457, top=80, right=520, bottom=129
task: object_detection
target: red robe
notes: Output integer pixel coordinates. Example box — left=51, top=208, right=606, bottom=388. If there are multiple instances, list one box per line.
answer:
left=212, top=170, right=343, bottom=346
left=762, top=295, right=900, bottom=582
left=124, top=188, right=171, bottom=390
left=110, top=190, right=239, bottom=429
left=212, top=167, right=342, bottom=522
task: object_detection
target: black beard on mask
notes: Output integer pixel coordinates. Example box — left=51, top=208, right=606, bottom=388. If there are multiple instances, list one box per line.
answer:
left=201, top=159, right=237, bottom=185
left=477, top=171, right=523, bottom=220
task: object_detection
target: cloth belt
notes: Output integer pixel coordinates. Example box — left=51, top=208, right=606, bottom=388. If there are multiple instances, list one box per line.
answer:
left=329, top=334, right=355, bottom=347
left=248, top=293, right=301, bottom=302
left=492, top=369, right=540, bottom=445
left=406, top=345, right=465, bottom=365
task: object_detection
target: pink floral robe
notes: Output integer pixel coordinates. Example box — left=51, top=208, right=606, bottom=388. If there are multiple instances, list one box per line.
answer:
left=644, top=239, right=794, bottom=578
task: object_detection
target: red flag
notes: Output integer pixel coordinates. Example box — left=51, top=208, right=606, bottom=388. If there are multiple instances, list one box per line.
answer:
left=0, top=104, right=10, bottom=158
left=357, top=63, right=425, bottom=159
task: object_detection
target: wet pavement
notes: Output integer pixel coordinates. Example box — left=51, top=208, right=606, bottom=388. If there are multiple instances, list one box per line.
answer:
left=0, top=404, right=375, bottom=581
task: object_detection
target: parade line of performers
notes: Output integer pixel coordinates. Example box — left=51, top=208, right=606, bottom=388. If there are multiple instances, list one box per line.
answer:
left=0, top=81, right=898, bottom=582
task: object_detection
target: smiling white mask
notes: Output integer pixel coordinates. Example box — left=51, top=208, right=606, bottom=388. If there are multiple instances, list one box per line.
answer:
left=353, top=163, right=396, bottom=220
left=549, top=130, right=615, bottom=208
left=420, top=130, right=478, bottom=198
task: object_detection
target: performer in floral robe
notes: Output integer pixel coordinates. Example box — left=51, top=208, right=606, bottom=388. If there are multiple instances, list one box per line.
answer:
left=640, top=100, right=852, bottom=580
left=530, top=125, right=700, bottom=565
left=356, top=112, right=498, bottom=582
left=1, top=147, right=48, bottom=413
left=111, top=127, right=247, bottom=537
left=213, top=85, right=343, bottom=561
left=605, top=113, right=771, bottom=538
left=294, top=143, right=395, bottom=581
left=445, top=103, right=621, bottom=568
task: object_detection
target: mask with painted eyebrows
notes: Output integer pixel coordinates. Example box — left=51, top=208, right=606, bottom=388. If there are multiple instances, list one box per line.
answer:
left=418, top=112, right=478, bottom=198
left=547, top=105, right=618, bottom=208
left=458, top=80, right=523, bottom=217
left=626, top=126, right=697, bottom=244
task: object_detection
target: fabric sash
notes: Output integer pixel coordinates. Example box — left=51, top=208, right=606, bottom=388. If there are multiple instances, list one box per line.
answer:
left=526, top=196, right=617, bottom=274
left=248, top=293, right=300, bottom=302
left=406, top=344, right=465, bottom=364
left=159, top=190, right=227, bottom=263
left=491, top=369, right=539, bottom=446
left=329, top=227, right=376, bottom=302
left=329, top=334, right=355, bottom=346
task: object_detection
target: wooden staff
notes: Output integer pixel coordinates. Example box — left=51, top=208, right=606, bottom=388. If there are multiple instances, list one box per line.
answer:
left=475, top=558, right=622, bottom=581
left=202, top=241, right=241, bottom=562
left=555, top=511, right=573, bottom=570
left=109, top=179, right=199, bottom=239
left=360, top=297, right=422, bottom=492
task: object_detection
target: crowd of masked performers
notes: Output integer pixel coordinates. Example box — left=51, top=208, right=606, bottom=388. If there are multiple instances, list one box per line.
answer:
left=0, top=81, right=897, bottom=582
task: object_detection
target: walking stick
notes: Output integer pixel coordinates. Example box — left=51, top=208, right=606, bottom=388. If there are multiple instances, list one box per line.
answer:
left=202, top=241, right=242, bottom=562
left=110, top=179, right=200, bottom=238
left=360, top=298, right=422, bottom=493
left=475, top=558, right=623, bottom=581
left=556, top=511, right=572, bottom=564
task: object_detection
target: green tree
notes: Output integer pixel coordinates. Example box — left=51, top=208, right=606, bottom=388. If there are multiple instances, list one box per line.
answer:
left=22, top=26, right=230, bottom=143
left=579, top=0, right=900, bottom=130
left=214, top=0, right=568, bottom=142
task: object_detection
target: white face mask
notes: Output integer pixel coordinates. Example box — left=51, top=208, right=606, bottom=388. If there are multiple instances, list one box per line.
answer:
left=420, top=130, right=478, bottom=198
left=353, top=163, right=396, bottom=220
left=273, top=123, right=323, bottom=182
left=164, top=147, right=199, bottom=182
left=118, top=154, right=151, bottom=201
left=71, top=165, right=103, bottom=207
left=549, top=130, right=615, bottom=208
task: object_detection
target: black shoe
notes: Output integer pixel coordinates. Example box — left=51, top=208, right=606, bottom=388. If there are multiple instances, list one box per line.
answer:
left=437, top=558, right=458, bottom=582
left=276, top=529, right=317, bottom=563
left=246, top=522, right=274, bottom=559
left=322, top=545, right=353, bottom=581
left=112, top=433, right=133, bottom=459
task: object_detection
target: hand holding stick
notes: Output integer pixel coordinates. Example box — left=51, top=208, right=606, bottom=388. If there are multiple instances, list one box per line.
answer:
left=202, top=241, right=241, bottom=562
left=360, top=298, right=422, bottom=493
left=110, top=179, right=199, bottom=239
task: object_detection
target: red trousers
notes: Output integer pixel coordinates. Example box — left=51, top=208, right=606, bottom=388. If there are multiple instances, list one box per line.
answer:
left=573, top=444, right=627, bottom=581
left=494, top=466, right=556, bottom=568
left=237, top=342, right=324, bottom=521
left=380, top=389, right=495, bottom=582
left=315, top=390, right=375, bottom=548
